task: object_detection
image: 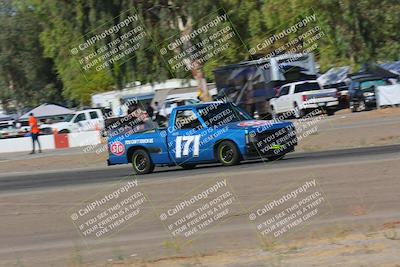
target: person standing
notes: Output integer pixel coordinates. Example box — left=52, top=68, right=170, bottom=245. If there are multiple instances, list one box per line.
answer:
left=145, top=102, right=154, bottom=119
left=116, top=98, right=127, bottom=117
left=29, top=113, right=42, bottom=154
left=154, top=101, right=161, bottom=115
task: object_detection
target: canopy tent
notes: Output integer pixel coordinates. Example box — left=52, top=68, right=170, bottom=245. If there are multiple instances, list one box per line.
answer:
left=318, top=61, right=400, bottom=87
left=317, top=66, right=350, bottom=86
left=359, top=63, right=399, bottom=79
left=380, top=61, right=400, bottom=75
left=19, top=103, right=75, bottom=120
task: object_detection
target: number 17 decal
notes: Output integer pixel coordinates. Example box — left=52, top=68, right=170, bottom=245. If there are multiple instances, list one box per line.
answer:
left=175, top=135, right=200, bottom=158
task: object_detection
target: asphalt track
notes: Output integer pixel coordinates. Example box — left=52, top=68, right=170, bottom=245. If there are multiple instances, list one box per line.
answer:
left=1, top=143, right=399, bottom=267
left=1, top=144, right=399, bottom=192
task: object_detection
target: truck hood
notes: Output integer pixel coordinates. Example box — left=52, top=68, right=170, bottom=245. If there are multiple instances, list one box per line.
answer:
left=221, top=120, right=293, bottom=131
left=47, top=122, right=71, bottom=131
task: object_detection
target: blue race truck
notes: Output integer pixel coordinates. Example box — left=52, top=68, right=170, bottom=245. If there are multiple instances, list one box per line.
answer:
left=107, top=102, right=297, bottom=174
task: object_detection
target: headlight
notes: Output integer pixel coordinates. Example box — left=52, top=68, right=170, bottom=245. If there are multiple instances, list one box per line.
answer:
left=245, top=130, right=257, bottom=144
left=249, top=134, right=257, bottom=143
left=363, top=92, right=374, bottom=97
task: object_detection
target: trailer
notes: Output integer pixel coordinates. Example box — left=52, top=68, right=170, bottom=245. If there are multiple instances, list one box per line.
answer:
left=213, top=53, right=317, bottom=118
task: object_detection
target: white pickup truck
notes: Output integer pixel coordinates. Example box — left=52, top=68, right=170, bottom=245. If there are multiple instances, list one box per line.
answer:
left=159, top=97, right=200, bottom=117
left=47, top=109, right=104, bottom=133
left=270, top=80, right=339, bottom=118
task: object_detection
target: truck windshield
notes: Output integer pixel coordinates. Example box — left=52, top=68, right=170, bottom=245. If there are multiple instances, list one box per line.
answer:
left=197, top=103, right=252, bottom=126
left=294, top=82, right=321, bottom=93
left=60, top=114, right=74, bottom=122
left=360, top=79, right=387, bottom=90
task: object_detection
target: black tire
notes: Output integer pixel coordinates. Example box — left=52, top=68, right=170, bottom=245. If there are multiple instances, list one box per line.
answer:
left=217, top=141, right=240, bottom=166
left=58, top=129, right=70, bottom=134
left=131, top=149, right=154, bottom=175
left=354, top=99, right=365, bottom=112
left=326, top=109, right=335, bottom=116
left=359, top=99, right=367, bottom=111
left=267, top=154, right=285, bottom=161
left=180, top=164, right=196, bottom=170
left=350, top=100, right=366, bottom=112
left=350, top=101, right=357, bottom=112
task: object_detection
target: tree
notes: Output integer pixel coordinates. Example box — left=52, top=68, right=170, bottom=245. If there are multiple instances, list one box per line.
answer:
left=3, top=0, right=397, bottom=107
left=30, top=0, right=114, bottom=106
left=0, top=0, right=62, bottom=113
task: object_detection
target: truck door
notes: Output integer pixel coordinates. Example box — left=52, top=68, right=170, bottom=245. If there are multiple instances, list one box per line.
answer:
left=167, top=108, right=209, bottom=165
left=88, top=110, right=103, bottom=130
left=72, top=112, right=88, bottom=132
left=275, top=85, right=290, bottom=113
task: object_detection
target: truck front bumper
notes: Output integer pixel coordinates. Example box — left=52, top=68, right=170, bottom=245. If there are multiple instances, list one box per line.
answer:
left=244, top=144, right=296, bottom=160
left=302, top=100, right=339, bottom=109
left=244, top=126, right=298, bottom=159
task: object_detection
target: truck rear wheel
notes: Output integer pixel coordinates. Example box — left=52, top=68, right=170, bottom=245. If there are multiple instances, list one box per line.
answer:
left=217, top=141, right=240, bottom=166
left=326, top=109, right=335, bottom=116
left=131, top=149, right=154, bottom=175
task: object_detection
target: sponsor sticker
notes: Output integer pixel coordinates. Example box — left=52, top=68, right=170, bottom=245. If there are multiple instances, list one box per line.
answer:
left=125, top=138, right=154, bottom=145
left=237, top=120, right=269, bottom=127
left=110, top=141, right=125, bottom=156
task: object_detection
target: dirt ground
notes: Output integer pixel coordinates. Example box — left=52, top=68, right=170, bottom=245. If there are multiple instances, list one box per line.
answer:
left=296, top=108, right=400, bottom=152
left=105, top=230, right=400, bottom=267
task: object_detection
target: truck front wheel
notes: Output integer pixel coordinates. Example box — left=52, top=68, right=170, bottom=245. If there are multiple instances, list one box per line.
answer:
left=326, top=109, right=335, bottom=116
left=217, top=141, right=240, bottom=166
left=131, top=149, right=154, bottom=175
